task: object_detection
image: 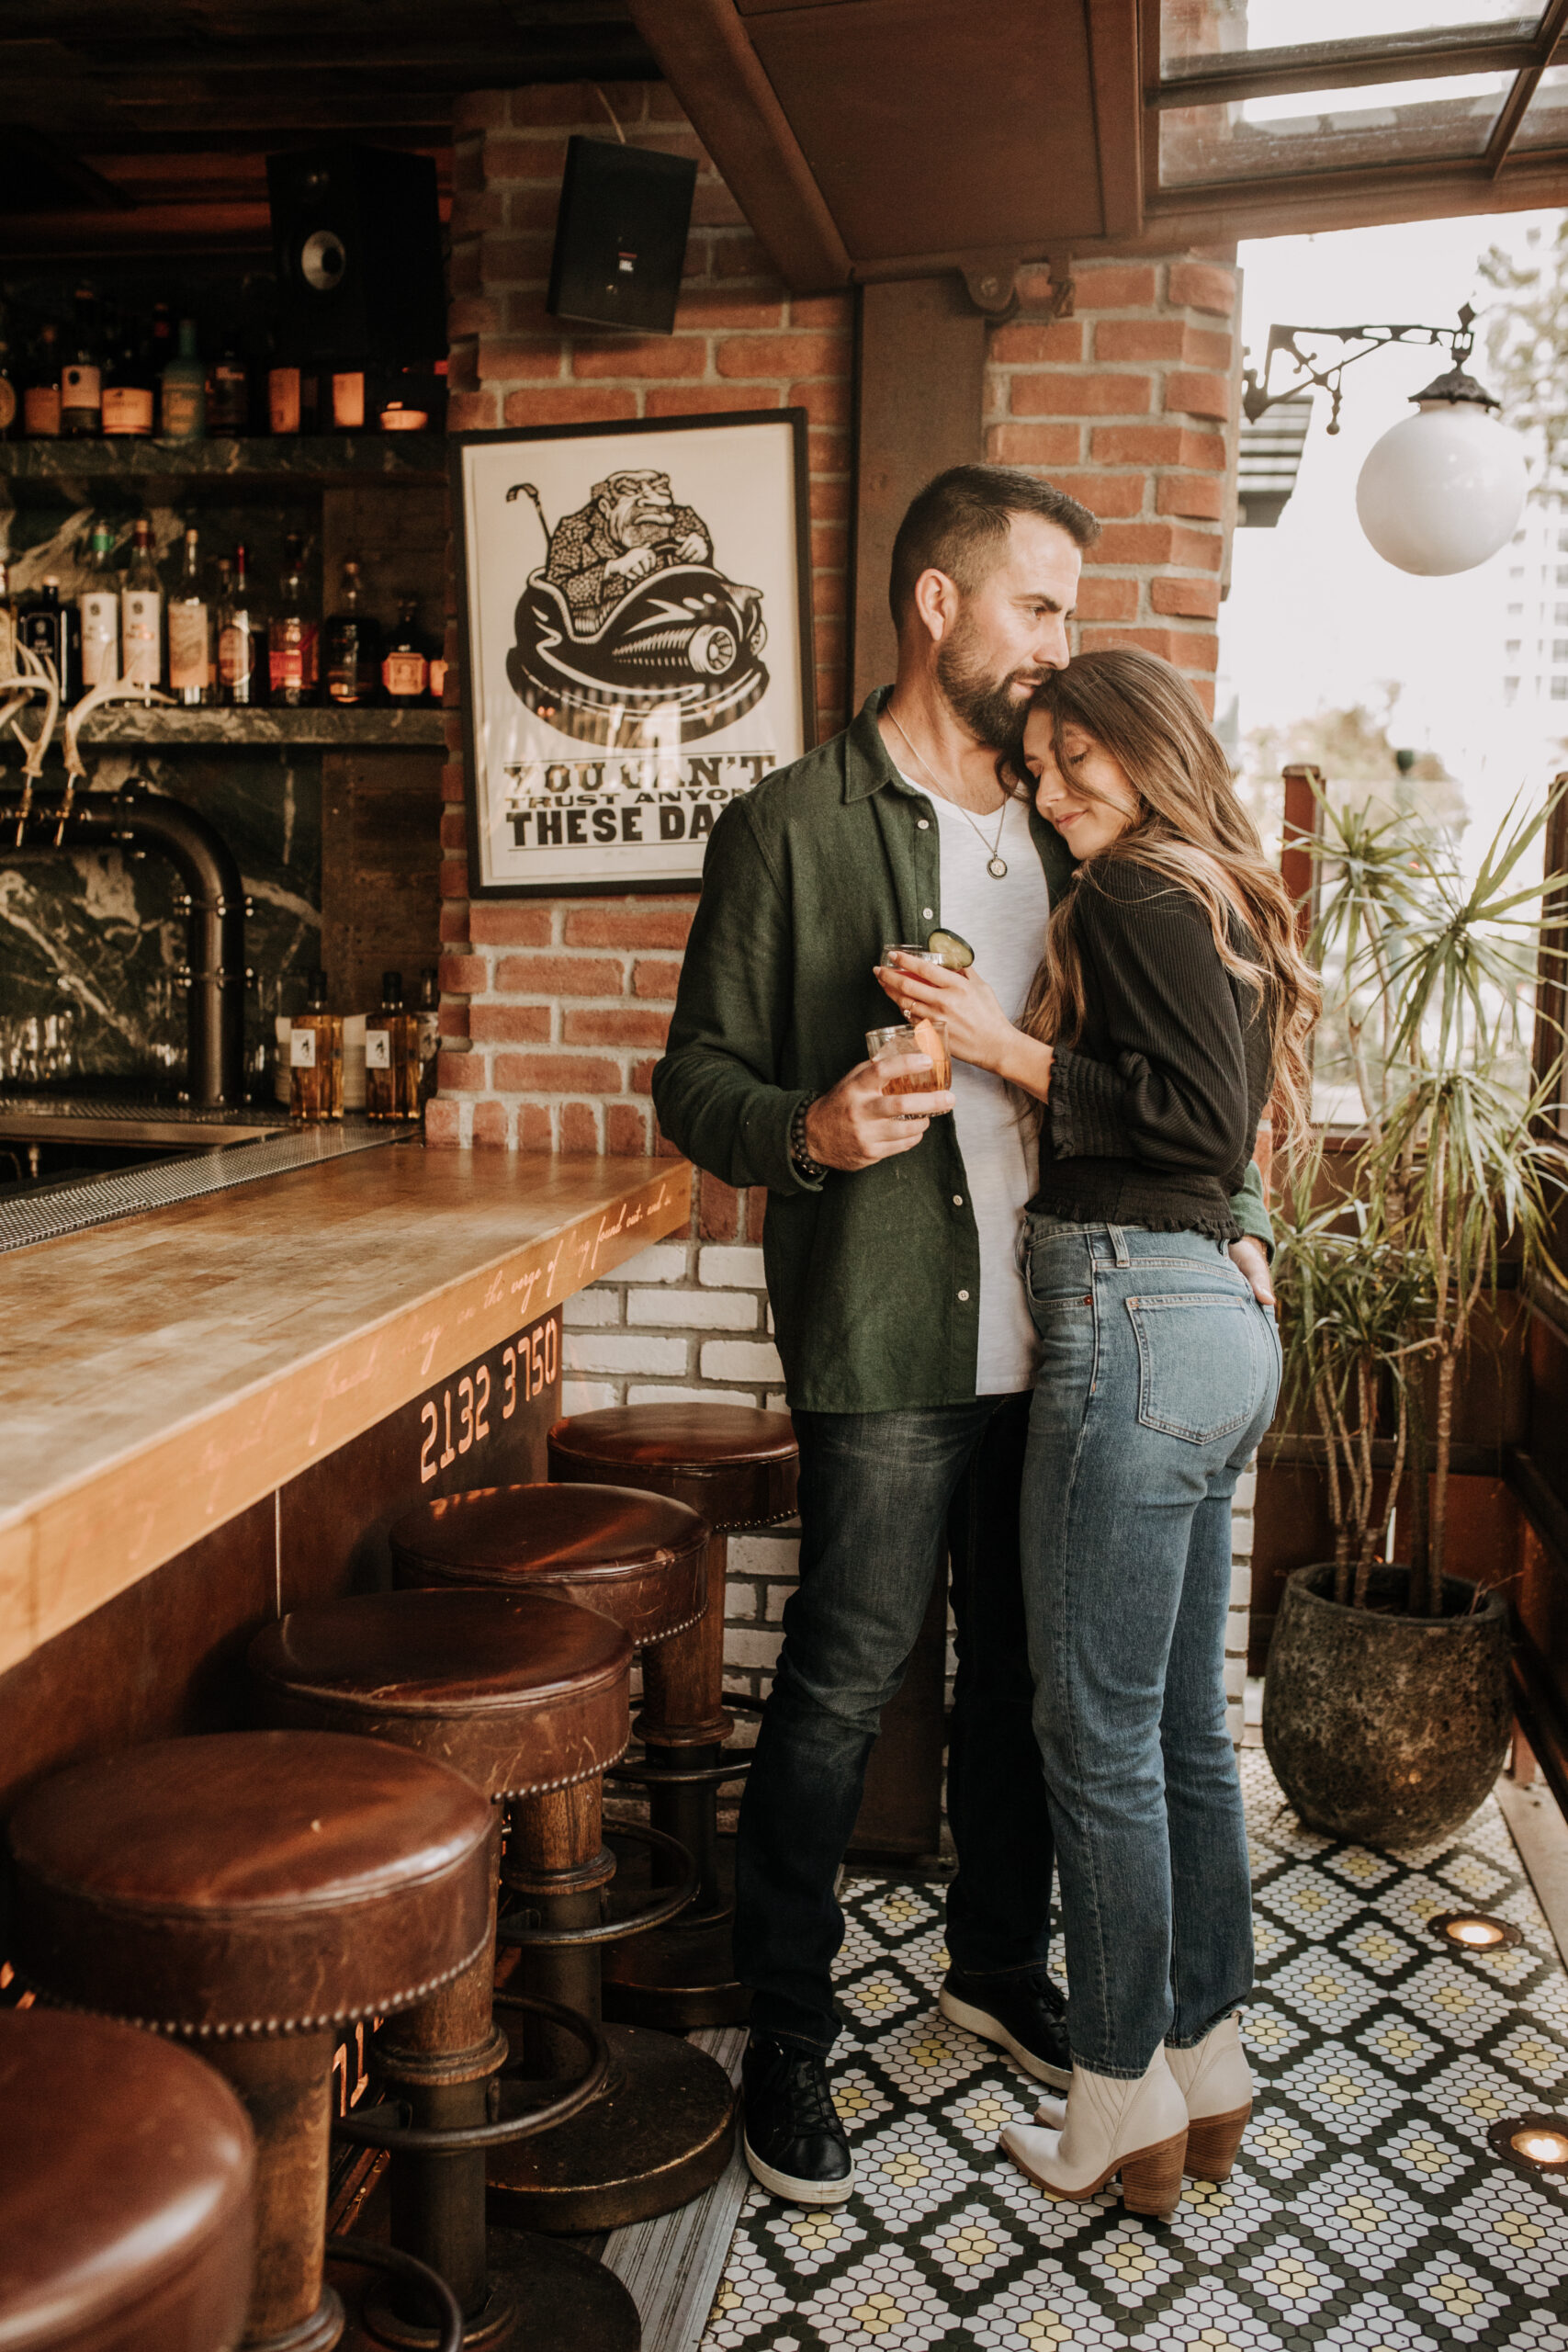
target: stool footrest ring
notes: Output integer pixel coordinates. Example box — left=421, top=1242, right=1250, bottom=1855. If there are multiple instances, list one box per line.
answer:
left=607, top=1753, right=753, bottom=1789
left=496, top=1821, right=698, bottom=1948
left=332, top=1996, right=607, bottom=2153
left=325, top=2237, right=463, bottom=2352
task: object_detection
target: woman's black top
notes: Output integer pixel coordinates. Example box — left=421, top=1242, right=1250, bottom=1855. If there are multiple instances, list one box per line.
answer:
left=1027, top=856, right=1273, bottom=1244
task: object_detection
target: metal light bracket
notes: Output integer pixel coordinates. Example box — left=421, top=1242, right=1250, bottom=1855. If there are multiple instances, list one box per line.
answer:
left=1242, top=304, right=1494, bottom=435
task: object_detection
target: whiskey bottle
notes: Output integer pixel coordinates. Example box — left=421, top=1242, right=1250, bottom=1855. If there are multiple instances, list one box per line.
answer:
left=381, top=597, right=428, bottom=701
left=79, top=523, right=120, bottom=688
left=289, top=969, right=344, bottom=1122
left=268, top=532, right=318, bottom=706
left=160, top=319, right=206, bottom=441
left=415, top=966, right=440, bottom=1107
left=365, top=971, right=419, bottom=1118
left=218, top=541, right=266, bottom=705
left=323, top=560, right=380, bottom=705
left=23, top=323, right=61, bottom=438
left=60, top=285, right=102, bottom=437
left=21, top=577, right=78, bottom=695
left=120, top=518, right=164, bottom=688
left=167, top=526, right=209, bottom=707
left=208, top=335, right=251, bottom=435
left=101, top=324, right=155, bottom=436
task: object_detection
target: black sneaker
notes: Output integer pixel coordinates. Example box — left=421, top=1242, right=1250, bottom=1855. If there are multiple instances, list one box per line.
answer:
left=740, top=2032, right=855, bottom=2205
left=939, top=1969, right=1072, bottom=2088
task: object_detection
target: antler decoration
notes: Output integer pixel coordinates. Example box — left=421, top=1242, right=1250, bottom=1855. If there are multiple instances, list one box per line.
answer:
left=56, top=674, right=172, bottom=844
left=0, top=646, right=62, bottom=845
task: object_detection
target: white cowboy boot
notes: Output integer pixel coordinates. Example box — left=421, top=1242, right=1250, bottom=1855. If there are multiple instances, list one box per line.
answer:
left=1000, top=2047, right=1188, bottom=2222
left=1032, top=2013, right=1251, bottom=2182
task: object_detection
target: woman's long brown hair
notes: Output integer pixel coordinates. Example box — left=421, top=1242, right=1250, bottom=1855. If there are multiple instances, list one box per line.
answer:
left=1012, top=648, right=1320, bottom=1163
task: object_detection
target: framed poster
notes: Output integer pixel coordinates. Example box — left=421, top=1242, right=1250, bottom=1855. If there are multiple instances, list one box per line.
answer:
left=451, top=408, right=815, bottom=897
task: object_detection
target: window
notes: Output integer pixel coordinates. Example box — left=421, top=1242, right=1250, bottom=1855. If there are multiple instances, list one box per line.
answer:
left=1511, top=603, right=1527, bottom=617
left=1551, top=677, right=1568, bottom=699
left=1511, top=567, right=1527, bottom=580
left=1505, top=678, right=1521, bottom=704
left=1507, top=639, right=1524, bottom=657
left=1553, top=640, right=1568, bottom=662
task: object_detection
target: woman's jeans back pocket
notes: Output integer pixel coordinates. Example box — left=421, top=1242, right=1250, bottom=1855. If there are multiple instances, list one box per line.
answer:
left=1127, top=1294, right=1269, bottom=1445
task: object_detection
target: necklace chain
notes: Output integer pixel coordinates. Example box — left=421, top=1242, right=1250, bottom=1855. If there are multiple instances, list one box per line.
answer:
left=885, top=704, right=1010, bottom=877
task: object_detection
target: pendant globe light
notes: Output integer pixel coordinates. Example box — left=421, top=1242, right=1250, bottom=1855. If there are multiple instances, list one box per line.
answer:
left=1355, top=361, right=1527, bottom=577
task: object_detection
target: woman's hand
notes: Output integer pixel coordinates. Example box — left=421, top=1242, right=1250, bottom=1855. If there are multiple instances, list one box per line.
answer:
left=875, top=956, right=1019, bottom=1077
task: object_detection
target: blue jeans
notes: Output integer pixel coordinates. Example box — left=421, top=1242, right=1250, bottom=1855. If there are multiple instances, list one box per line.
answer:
left=1021, top=1220, right=1281, bottom=2078
left=735, top=1392, right=1055, bottom=2052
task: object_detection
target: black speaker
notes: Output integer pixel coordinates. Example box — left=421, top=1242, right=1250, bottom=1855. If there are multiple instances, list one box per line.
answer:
left=266, top=145, right=446, bottom=365
left=547, top=136, right=697, bottom=336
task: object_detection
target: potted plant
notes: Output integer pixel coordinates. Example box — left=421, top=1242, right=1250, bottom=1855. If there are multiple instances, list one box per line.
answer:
left=1263, top=779, right=1567, bottom=1846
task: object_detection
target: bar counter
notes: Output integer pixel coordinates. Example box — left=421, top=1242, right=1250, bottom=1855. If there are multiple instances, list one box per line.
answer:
left=1, top=1145, right=692, bottom=1679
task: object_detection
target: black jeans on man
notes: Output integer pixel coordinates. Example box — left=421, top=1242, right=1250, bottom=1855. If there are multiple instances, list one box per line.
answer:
left=733, top=1391, right=1055, bottom=2052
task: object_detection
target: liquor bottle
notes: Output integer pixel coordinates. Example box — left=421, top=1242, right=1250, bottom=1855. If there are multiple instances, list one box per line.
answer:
left=120, top=518, right=163, bottom=688
left=218, top=540, right=265, bottom=705
left=78, top=523, right=120, bottom=688
left=267, top=362, right=302, bottom=435
left=289, top=969, right=344, bottom=1122
left=323, top=560, right=380, bottom=705
left=161, top=319, right=206, bottom=441
left=101, top=323, right=155, bottom=436
left=60, top=285, right=102, bottom=437
left=23, top=323, right=61, bottom=438
left=167, top=526, right=209, bottom=707
left=415, top=966, right=440, bottom=1108
left=21, top=577, right=78, bottom=695
left=381, top=597, right=428, bottom=701
left=0, top=560, right=17, bottom=678
left=149, top=301, right=175, bottom=379
left=208, top=335, right=250, bottom=434
left=331, top=370, right=366, bottom=431
left=268, top=531, right=318, bottom=706
left=365, top=971, right=419, bottom=1118
left=0, top=328, right=16, bottom=441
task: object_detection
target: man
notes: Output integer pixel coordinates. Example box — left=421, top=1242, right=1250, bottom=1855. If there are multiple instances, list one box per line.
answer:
left=652, top=465, right=1273, bottom=2206
left=545, top=468, right=711, bottom=633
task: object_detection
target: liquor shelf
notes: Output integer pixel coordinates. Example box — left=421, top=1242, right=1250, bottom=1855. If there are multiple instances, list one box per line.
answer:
left=0, top=1148, right=693, bottom=1676
left=0, top=434, right=448, bottom=489
left=79, top=705, right=446, bottom=746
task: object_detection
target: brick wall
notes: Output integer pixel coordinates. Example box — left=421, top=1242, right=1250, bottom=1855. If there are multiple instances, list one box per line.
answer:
left=430, top=87, right=1249, bottom=1728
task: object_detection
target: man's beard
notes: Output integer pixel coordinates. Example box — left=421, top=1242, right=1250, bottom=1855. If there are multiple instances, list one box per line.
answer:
left=936, top=627, right=1044, bottom=754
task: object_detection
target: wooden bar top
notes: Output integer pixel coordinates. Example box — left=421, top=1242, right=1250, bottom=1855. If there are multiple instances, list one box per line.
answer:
left=0, top=1146, right=692, bottom=1674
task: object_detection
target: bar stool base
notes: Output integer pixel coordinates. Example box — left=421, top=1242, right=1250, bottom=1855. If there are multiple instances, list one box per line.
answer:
left=602, top=1837, right=749, bottom=2030
left=333, top=2230, right=638, bottom=2352
left=255, top=2288, right=347, bottom=2352
left=361, top=2283, right=515, bottom=2351
left=486, top=2025, right=737, bottom=2233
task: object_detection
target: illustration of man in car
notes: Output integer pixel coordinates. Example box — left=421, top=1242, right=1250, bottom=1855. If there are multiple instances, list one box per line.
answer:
left=546, top=469, right=713, bottom=634
left=505, top=465, right=770, bottom=749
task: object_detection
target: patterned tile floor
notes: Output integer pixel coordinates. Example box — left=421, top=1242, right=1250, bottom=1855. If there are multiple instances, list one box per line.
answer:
left=701, top=1753, right=1568, bottom=2351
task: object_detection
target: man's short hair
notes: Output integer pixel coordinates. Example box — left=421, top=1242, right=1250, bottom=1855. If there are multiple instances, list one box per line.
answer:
left=889, top=464, right=1099, bottom=629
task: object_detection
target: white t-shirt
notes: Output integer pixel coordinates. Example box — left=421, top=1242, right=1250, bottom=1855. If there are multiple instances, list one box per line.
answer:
left=898, top=777, right=1051, bottom=1395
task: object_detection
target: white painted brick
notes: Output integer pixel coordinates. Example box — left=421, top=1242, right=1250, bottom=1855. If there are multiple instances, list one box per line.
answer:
left=563, top=1290, right=621, bottom=1328
left=1234, top=1467, right=1258, bottom=1510
left=627, top=1288, right=758, bottom=1330
left=1226, top=1694, right=1245, bottom=1747
left=722, top=1581, right=761, bottom=1622
left=766, top=1301, right=775, bottom=1334
left=610, top=1241, right=691, bottom=1285
left=626, top=1383, right=757, bottom=1407
left=1229, top=1565, right=1253, bottom=1610
left=702, top=1339, right=784, bottom=1384
left=728, top=1528, right=801, bottom=1580
left=1223, top=1653, right=1247, bottom=1702
left=766, top=1583, right=795, bottom=1621
left=564, top=1332, right=688, bottom=1376
left=561, top=1377, right=618, bottom=1416
left=698, top=1245, right=766, bottom=1289
left=767, top=1390, right=789, bottom=1411
left=728, top=1628, right=784, bottom=1670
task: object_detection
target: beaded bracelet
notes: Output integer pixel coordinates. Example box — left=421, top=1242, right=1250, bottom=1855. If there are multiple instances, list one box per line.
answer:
left=789, top=1093, right=828, bottom=1182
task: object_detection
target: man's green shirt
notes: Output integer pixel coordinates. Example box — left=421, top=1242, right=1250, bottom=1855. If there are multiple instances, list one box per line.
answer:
left=652, top=689, right=1273, bottom=1414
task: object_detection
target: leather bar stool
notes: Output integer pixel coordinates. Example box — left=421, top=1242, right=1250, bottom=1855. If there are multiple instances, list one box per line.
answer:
left=0, top=2007, right=254, bottom=2352
left=8, top=1731, right=495, bottom=2352
left=547, top=1404, right=798, bottom=2028
left=251, top=1588, right=736, bottom=2268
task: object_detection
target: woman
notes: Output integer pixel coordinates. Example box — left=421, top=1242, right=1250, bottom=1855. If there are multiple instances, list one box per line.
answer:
left=878, top=648, right=1317, bottom=2222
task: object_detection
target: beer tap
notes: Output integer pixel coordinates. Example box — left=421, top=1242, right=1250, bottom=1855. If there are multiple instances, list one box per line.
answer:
left=57, top=674, right=172, bottom=845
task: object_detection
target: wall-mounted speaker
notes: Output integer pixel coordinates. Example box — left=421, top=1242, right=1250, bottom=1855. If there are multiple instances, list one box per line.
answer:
left=266, top=145, right=446, bottom=365
left=547, top=136, right=697, bottom=336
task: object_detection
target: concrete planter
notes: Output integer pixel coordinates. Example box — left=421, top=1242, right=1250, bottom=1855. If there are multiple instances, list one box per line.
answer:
left=1262, top=1563, right=1511, bottom=1847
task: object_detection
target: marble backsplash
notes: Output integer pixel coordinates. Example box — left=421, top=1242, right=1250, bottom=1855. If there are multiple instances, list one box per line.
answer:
left=2, top=495, right=325, bottom=1099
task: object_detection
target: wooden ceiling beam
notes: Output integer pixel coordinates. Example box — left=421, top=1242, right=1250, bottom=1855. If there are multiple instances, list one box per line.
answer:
left=1088, top=0, right=1143, bottom=242
left=626, top=0, right=851, bottom=289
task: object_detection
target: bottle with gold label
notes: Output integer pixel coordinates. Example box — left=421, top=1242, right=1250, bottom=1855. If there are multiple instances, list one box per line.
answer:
left=120, top=518, right=163, bottom=688
left=365, top=970, right=419, bottom=1118
left=24, top=323, right=61, bottom=438
left=415, top=967, right=440, bottom=1107
left=289, top=969, right=344, bottom=1122
left=167, top=526, right=209, bottom=707
left=381, top=598, right=428, bottom=702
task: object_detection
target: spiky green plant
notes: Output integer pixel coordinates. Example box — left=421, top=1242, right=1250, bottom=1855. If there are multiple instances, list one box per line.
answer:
left=1275, top=778, right=1568, bottom=1615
